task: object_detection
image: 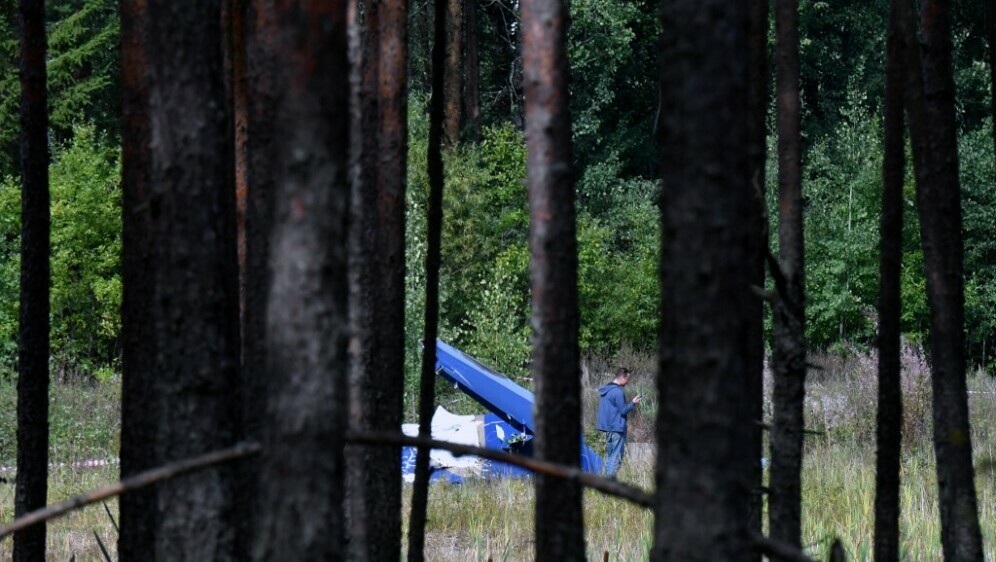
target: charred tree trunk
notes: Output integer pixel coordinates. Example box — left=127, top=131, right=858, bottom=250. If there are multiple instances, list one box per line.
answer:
left=465, top=0, right=480, bottom=140
left=347, top=0, right=382, bottom=554
left=652, top=0, right=752, bottom=559
left=873, top=2, right=906, bottom=560
left=522, top=0, right=584, bottom=559
left=443, top=0, right=463, bottom=144
left=250, top=1, right=351, bottom=561
left=746, top=0, right=769, bottom=551
left=902, top=0, right=986, bottom=559
left=769, top=0, right=806, bottom=548
left=14, top=1, right=50, bottom=560
left=407, top=0, right=446, bottom=556
left=146, top=1, right=242, bottom=559
left=229, top=0, right=248, bottom=337
left=119, top=0, right=157, bottom=558
left=241, top=0, right=277, bottom=555
left=347, top=0, right=408, bottom=560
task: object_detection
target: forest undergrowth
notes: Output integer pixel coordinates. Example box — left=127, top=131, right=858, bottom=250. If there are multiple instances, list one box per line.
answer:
left=1, top=346, right=994, bottom=561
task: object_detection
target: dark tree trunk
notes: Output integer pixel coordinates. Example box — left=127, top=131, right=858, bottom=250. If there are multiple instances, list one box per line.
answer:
left=407, top=0, right=446, bottom=555
left=769, top=0, right=806, bottom=548
left=444, top=0, right=463, bottom=144
left=229, top=0, right=248, bottom=336
left=119, top=0, right=157, bottom=558
left=904, top=0, right=986, bottom=559
left=226, top=0, right=252, bottom=554
left=242, top=0, right=276, bottom=555
left=652, top=0, right=752, bottom=559
left=746, top=0, right=769, bottom=552
left=522, top=0, right=584, bottom=559
left=14, top=1, right=50, bottom=560
left=250, top=1, right=351, bottom=561
left=465, top=0, right=480, bottom=140
left=347, top=0, right=408, bottom=560
left=874, top=2, right=906, bottom=560
left=145, top=1, right=242, bottom=559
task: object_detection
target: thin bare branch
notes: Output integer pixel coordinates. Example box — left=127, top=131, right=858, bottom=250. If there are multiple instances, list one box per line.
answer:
left=0, top=443, right=261, bottom=540
left=348, top=430, right=654, bottom=508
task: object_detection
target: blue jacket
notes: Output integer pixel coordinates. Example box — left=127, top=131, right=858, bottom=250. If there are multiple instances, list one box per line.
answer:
left=597, top=383, right=634, bottom=433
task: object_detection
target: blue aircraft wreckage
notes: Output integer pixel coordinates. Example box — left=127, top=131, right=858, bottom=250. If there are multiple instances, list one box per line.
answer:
left=401, top=340, right=604, bottom=483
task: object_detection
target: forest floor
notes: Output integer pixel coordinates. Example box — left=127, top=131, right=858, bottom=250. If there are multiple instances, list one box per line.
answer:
left=0, top=347, right=994, bottom=561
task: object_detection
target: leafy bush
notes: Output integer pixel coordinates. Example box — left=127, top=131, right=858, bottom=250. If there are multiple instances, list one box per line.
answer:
left=0, top=124, right=121, bottom=379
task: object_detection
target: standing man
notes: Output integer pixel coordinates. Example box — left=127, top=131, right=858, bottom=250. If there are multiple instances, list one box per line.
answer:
left=597, top=367, right=642, bottom=479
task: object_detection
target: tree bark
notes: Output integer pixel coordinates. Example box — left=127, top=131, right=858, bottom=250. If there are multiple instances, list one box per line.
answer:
left=119, top=0, right=157, bottom=558
left=347, top=0, right=408, bottom=559
left=249, top=2, right=350, bottom=561
left=523, top=0, right=584, bottom=559
left=903, top=0, right=986, bottom=559
left=443, top=0, right=463, bottom=144
left=145, top=1, right=242, bottom=559
left=653, top=0, right=752, bottom=559
left=873, top=3, right=905, bottom=561
left=746, top=0, right=769, bottom=553
left=241, top=0, right=277, bottom=555
left=769, top=0, right=806, bottom=548
left=14, top=1, right=50, bottom=560
left=407, top=0, right=446, bottom=556
left=465, top=0, right=480, bottom=140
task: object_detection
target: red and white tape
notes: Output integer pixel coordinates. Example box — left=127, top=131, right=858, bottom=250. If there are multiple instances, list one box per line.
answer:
left=0, top=457, right=119, bottom=474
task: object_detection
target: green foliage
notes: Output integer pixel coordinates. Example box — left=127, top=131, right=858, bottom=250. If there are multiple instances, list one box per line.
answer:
left=0, top=124, right=121, bottom=379
left=0, top=0, right=119, bottom=177
left=960, top=119, right=996, bottom=366
left=568, top=0, right=661, bottom=175
left=403, top=99, right=660, bottom=406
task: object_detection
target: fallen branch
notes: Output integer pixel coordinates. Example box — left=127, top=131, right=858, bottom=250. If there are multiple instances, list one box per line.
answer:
left=0, top=442, right=261, bottom=540
left=347, top=430, right=654, bottom=508
left=751, top=532, right=819, bottom=562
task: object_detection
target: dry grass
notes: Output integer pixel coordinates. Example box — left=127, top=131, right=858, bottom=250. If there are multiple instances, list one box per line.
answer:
left=2, top=347, right=995, bottom=560
left=0, top=465, right=118, bottom=561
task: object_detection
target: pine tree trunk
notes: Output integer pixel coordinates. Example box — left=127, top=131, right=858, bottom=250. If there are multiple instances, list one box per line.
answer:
left=653, top=0, right=752, bottom=559
left=905, top=0, right=986, bottom=559
left=769, top=0, right=806, bottom=548
left=746, top=0, right=769, bottom=552
left=119, top=0, right=156, bottom=558
left=873, top=2, right=906, bottom=560
left=347, top=0, right=408, bottom=559
left=146, top=1, right=242, bottom=559
left=444, top=0, right=463, bottom=144
left=251, top=1, right=351, bottom=560
left=523, top=0, right=584, bottom=558
left=407, top=0, right=446, bottom=556
left=465, top=0, right=480, bottom=140
left=242, top=0, right=277, bottom=555
left=14, top=1, right=50, bottom=560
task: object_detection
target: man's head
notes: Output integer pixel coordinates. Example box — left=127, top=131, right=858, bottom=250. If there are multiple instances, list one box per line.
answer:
left=613, top=367, right=632, bottom=386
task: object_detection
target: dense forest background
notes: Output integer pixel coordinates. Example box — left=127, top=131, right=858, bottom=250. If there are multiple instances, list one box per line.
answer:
left=0, top=0, right=993, bottom=391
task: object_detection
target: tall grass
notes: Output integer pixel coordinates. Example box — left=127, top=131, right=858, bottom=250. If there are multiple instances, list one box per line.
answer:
left=1, top=346, right=994, bottom=560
